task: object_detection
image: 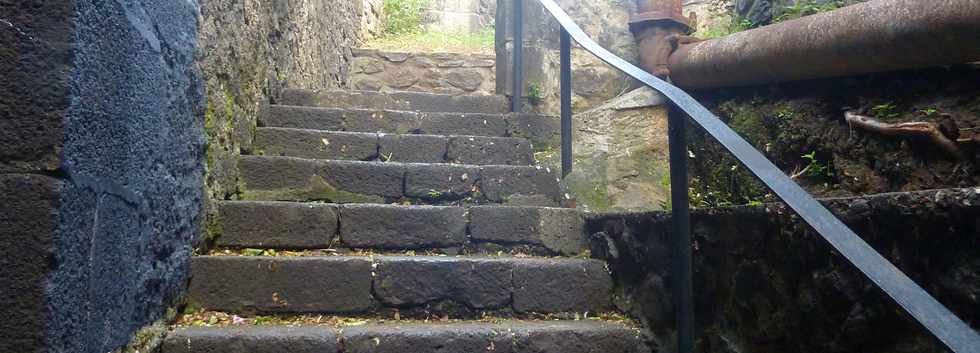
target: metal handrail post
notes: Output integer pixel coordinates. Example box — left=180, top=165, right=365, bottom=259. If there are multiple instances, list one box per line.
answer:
left=560, top=28, right=572, bottom=177
left=511, top=0, right=524, bottom=113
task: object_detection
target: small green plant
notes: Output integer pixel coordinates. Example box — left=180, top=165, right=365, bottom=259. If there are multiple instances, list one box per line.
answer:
left=775, top=0, right=843, bottom=23
left=243, top=248, right=277, bottom=256
left=776, top=109, right=794, bottom=120
left=801, top=151, right=833, bottom=178
left=693, top=17, right=756, bottom=39
left=527, top=83, right=543, bottom=104
left=919, top=107, right=940, bottom=117
left=871, top=102, right=900, bottom=119
left=746, top=200, right=764, bottom=207
left=382, top=0, right=428, bottom=36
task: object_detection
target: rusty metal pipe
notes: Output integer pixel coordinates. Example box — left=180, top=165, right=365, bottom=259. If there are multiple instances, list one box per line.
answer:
left=667, top=0, right=980, bottom=89
left=631, top=0, right=691, bottom=78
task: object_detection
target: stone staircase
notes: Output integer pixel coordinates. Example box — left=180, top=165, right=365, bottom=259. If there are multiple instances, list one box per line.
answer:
left=162, top=88, right=648, bottom=352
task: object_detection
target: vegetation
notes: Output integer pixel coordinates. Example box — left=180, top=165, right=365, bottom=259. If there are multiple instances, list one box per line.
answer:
left=774, top=0, right=844, bottom=23
left=693, top=18, right=756, bottom=39
left=367, top=0, right=494, bottom=54
left=800, top=151, right=833, bottom=178
left=382, top=0, right=428, bottom=36
left=365, top=27, right=495, bottom=54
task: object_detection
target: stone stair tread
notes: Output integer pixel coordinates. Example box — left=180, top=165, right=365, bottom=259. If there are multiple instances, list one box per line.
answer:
left=213, top=201, right=586, bottom=255
left=162, top=320, right=646, bottom=353
left=259, top=105, right=559, bottom=146
left=253, top=127, right=535, bottom=165
left=280, top=88, right=510, bottom=114
left=188, top=255, right=612, bottom=315
left=238, top=155, right=564, bottom=206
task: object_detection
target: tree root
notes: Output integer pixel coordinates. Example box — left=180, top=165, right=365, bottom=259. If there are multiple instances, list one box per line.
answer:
left=844, top=111, right=967, bottom=160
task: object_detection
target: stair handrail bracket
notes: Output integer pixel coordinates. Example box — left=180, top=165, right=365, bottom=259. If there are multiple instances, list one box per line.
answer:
left=513, top=1, right=980, bottom=352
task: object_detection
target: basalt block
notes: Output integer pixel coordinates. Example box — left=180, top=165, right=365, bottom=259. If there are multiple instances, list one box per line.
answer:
left=339, top=205, right=467, bottom=249
left=372, top=257, right=513, bottom=309
left=469, top=206, right=587, bottom=255
left=512, top=258, right=612, bottom=313
left=188, top=256, right=374, bottom=314
left=254, top=128, right=379, bottom=161
left=447, top=135, right=534, bottom=165
left=162, top=326, right=338, bottom=353
left=214, top=201, right=338, bottom=249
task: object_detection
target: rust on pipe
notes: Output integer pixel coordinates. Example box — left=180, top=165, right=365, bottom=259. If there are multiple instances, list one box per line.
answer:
left=667, top=0, right=980, bottom=89
left=631, top=0, right=691, bottom=29
left=631, top=0, right=691, bottom=78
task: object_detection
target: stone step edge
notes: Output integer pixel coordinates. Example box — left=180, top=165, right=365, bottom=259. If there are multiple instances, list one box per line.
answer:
left=259, top=104, right=560, bottom=148
left=188, top=256, right=613, bottom=315
left=212, top=201, right=585, bottom=255
left=280, top=89, right=510, bottom=114
left=162, top=321, right=645, bottom=353
left=263, top=104, right=559, bottom=119
left=256, top=126, right=539, bottom=142
left=238, top=155, right=566, bottom=206
left=252, top=127, right=536, bottom=166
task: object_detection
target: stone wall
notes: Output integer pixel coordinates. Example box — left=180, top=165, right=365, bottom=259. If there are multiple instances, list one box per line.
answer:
left=495, top=0, right=640, bottom=115
left=0, top=1, right=204, bottom=352
left=555, top=88, right=671, bottom=212
left=197, top=0, right=361, bottom=226
left=589, top=188, right=980, bottom=353
left=423, top=0, right=496, bottom=33
left=688, top=65, right=980, bottom=207
left=350, top=49, right=496, bottom=95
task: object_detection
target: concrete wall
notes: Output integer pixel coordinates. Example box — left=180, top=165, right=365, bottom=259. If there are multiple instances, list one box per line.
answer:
left=589, top=188, right=980, bottom=353
left=0, top=1, right=204, bottom=352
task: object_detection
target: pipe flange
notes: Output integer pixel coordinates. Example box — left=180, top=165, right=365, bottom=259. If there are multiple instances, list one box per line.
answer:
left=630, top=10, right=692, bottom=32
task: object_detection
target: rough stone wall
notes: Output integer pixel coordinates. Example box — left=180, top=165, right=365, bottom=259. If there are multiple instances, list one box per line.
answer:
left=197, top=0, right=360, bottom=218
left=687, top=65, right=980, bottom=207
left=0, top=1, right=204, bottom=352
left=423, top=0, right=497, bottom=33
left=351, top=49, right=496, bottom=95
left=589, top=188, right=980, bottom=353
left=359, top=0, right=385, bottom=40
left=496, top=0, right=640, bottom=115
left=554, top=87, right=671, bottom=212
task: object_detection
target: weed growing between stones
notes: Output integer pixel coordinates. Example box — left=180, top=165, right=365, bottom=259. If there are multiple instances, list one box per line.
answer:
left=175, top=310, right=639, bottom=328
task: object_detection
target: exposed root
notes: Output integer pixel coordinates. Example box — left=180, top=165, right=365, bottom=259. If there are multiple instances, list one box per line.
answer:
left=844, top=111, right=966, bottom=160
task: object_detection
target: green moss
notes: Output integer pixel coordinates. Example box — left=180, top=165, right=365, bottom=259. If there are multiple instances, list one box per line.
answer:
left=204, top=98, right=217, bottom=136
left=240, top=175, right=385, bottom=203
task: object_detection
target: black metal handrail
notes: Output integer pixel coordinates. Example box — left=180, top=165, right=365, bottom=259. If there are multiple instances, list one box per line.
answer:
left=510, top=1, right=980, bottom=352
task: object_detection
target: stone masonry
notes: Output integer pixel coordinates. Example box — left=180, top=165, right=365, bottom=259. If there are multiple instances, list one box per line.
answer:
left=351, top=48, right=497, bottom=95
left=164, top=87, right=651, bottom=352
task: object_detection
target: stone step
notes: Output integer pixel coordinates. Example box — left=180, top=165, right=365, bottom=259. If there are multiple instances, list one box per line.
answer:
left=213, top=201, right=587, bottom=255
left=162, top=321, right=647, bottom=353
left=253, top=127, right=534, bottom=166
left=238, top=156, right=563, bottom=206
left=188, top=256, right=613, bottom=315
left=280, top=88, right=509, bottom=114
left=259, top=105, right=558, bottom=147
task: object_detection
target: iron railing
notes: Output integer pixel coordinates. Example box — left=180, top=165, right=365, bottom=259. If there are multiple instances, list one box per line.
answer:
left=509, top=1, right=980, bottom=352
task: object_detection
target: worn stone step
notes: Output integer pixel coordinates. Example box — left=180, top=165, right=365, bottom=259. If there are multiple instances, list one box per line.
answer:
left=259, top=105, right=558, bottom=147
left=213, top=202, right=587, bottom=255
left=238, top=156, right=563, bottom=206
left=188, top=256, right=613, bottom=315
left=280, top=88, right=510, bottom=114
left=162, top=321, right=647, bottom=353
left=253, top=127, right=534, bottom=165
